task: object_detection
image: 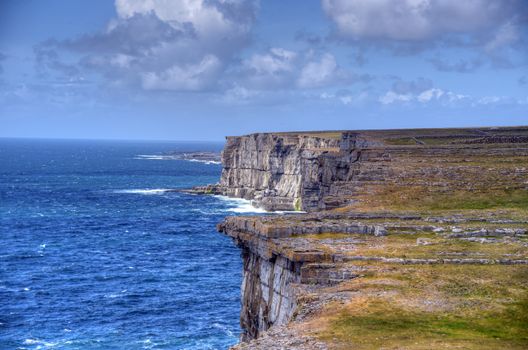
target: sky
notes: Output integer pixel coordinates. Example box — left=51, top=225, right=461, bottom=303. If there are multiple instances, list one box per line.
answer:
left=0, top=0, right=527, bottom=141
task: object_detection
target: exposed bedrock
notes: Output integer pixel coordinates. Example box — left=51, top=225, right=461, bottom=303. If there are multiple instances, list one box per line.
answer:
left=239, top=248, right=300, bottom=341
left=209, top=127, right=528, bottom=348
left=197, top=127, right=528, bottom=212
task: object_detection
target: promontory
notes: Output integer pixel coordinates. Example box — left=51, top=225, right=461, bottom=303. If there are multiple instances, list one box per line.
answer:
left=193, top=126, right=528, bottom=350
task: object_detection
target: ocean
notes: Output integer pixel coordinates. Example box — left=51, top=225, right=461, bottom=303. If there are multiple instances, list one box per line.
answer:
left=0, top=138, right=260, bottom=349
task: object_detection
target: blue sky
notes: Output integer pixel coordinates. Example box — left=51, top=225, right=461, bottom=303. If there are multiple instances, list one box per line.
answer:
left=1, top=0, right=527, bottom=141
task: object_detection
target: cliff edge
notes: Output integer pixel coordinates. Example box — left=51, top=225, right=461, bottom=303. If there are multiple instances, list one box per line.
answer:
left=206, top=127, right=528, bottom=349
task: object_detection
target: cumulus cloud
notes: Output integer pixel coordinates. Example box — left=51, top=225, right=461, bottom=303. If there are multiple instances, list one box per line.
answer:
left=379, top=78, right=468, bottom=105
left=321, top=0, right=525, bottom=50
left=237, top=48, right=298, bottom=89
left=379, top=88, right=469, bottom=105
left=234, top=48, right=358, bottom=91
left=35, top=0, right=258, bottom=91
left=320, top=89, right=369, bottom=105
left=297, top=53, right=350, bottom=88
left=141, top=54, right=222, bottom=91
left=115, top=0, right=255, bottom=40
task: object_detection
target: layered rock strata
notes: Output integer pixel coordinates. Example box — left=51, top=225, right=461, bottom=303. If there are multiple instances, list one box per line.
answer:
left=201, top=126, right=528, bottom=349
left=219, top=211, right=528, bottom=349
left=192, top=127, right=528, bottom=212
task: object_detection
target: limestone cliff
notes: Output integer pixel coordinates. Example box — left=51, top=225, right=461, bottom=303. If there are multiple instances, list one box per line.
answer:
left=206, top=126, right=528, bottom=349
left=218, top=132, right=343, bottom=211
left=198, top=127, right=528, bottom=212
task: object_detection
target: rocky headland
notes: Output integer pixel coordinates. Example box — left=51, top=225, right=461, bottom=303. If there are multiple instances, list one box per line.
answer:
left=199, top=127, right=528, bottom=349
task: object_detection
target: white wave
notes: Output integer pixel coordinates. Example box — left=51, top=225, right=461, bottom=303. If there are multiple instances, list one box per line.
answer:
left=134, top=154, right=221, bottom=164
left=212, top=322, right=236, bottom=338
left=134, top=154, right=172, bottom=160
left=113, top=189, right=173, bottom=195
left=23, top=338, right=58, bottom=347
left=188, top=159, right=222, bottom=165
left=214, top=195, right=268, bottom=213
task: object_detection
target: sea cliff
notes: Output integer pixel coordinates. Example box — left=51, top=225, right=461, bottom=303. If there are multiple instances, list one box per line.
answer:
left=205, top=127, right=528, bottom=349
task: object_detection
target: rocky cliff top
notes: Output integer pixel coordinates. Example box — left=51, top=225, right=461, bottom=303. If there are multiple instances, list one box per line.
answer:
left=194, top=126, right=528, bottom=212
left=209, top=126, right=528, bottom=349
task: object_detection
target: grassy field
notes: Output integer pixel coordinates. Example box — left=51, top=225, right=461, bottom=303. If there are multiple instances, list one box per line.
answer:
left=310, top=264, right=528, bottom=349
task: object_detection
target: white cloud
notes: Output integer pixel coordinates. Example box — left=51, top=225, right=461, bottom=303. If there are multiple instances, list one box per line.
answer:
left=417, top=88, right=444, bottom=102
left=141, top=54, right=222, bottom=90
left=380, top=87, right=468, bottom=105
left=39, top=0, right=257, bottom=92
left=485, top=21, right=520, bottom=52
left=379, top=91, right=413, bottom=104
left=297, top=53, right=348, bottom=88
left=322, top=0, right=521, bottom=43
left=236, top=49, right=354, bottom=91
left=115, top=0, right=253, bottom=42
left=477, top=96, right=503, bottom=105
left=319, top=90, right=368, bottom=105
left=245, top=48, right=297, bottom=75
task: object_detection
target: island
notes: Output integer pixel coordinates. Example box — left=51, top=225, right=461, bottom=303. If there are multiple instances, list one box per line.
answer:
left=196, top=126, right=528, bottom=349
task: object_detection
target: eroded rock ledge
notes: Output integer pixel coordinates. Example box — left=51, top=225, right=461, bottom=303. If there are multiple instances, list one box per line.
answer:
left=205, top=127, right=528, bottom=349
left=220, top=211, right=528, bottom=349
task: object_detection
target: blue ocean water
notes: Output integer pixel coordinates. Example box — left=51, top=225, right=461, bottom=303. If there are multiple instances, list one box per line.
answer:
left=0, top=138, right=256, bottom=349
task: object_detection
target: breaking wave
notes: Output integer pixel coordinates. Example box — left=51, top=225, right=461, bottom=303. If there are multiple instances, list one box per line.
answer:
left=214, top=196, right=268, bottom=213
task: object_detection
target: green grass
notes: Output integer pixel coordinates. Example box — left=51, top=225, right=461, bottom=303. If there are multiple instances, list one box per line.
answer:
left=313, top=262, right=528, bottom=349
left=368, top=187, right=528, bottom=212
left=383, top=137, right=418, bottom=145
left=321, top=296, right=528, bottom=350
left=426, top=189, right=528, bottom=210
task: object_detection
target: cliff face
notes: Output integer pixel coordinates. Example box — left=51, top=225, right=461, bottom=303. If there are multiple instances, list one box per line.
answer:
left=213, top=127, right=528, bottom=212
left=217, top=214, right=388, bottom=342
left=218, top=133, right=344, bottom=211
left=221, top=211, right=528, bottom=350
left=239, top=249, right=300, bottom=341
left=210, top=127, right=528, bottom=349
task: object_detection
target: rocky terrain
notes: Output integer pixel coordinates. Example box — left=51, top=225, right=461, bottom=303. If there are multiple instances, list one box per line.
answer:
left=199, top=127, right=528, bottom=349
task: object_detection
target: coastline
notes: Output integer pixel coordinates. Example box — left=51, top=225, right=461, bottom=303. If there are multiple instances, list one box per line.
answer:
left=203, top=127, right=528, bottom=349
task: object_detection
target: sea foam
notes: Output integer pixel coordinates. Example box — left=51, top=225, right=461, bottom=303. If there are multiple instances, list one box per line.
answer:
left=214, top=196, right=268, bottom=213
left=134, top=154, right=221, bottom=164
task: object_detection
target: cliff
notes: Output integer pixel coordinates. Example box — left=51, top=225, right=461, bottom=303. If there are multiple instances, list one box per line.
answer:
left=205, top=126, right=528, bottom=349
left=193, top=127, right=528, bottom=212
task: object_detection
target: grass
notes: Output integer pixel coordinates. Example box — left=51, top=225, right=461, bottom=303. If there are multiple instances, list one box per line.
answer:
left=426, top=189, right=528, bottom=211
left=383, top=137, right=419, bottom=145
left=311, top=265, right=528, bottom=349
left=354, top=186, right=528, bottom=212
left=321, top=297, right=528, bottom=350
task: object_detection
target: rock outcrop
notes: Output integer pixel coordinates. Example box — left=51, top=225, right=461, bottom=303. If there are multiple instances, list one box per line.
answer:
left=198, top=126, right=528, bottom=349
left=195, top=127, right=528, bottom=212
left=220, top=211, right=528, bottom=349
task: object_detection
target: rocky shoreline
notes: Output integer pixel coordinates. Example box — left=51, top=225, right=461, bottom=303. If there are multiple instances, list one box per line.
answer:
left=195, top=127, right=528, bottom=349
